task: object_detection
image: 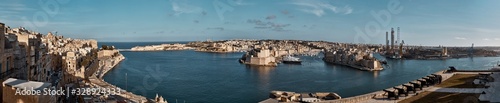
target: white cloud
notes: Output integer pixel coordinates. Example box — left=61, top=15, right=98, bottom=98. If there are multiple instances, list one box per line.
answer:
left=483, top=38, right=490, bottom=41
left=231, top=0, right=254, bottom=5
left=454, top=37, right=466, bottom=40
left=292, top=0, right=353, bottom=17
left=343, top=6, right=353, bottom=14
left=0, top=3, right=34, bottom=11
left=0, top=11, right=20, bottom=15
left=170, top=0, right=203, bottom=16
left=472, top=28, right=500, bottom=34
left=0, top=3, right=35, bottom=16
left=298, top=8, right=325, bottom=17
left=1, top=18, right=75, bottom=30
left=495, top=38, right=500, bottom=41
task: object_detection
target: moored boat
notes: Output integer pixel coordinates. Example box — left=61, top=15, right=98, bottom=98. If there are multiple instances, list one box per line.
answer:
left=282, top=55, right=302, bottom=64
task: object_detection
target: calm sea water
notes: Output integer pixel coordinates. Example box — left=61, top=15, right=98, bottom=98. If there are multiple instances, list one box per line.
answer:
left=100, top=42, right=500, bottom=103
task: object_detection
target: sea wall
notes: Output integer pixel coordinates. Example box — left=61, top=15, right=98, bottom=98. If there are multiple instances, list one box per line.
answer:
left=97, top=51, right=125, bottom=78
left=91, top=50, right=154, bottom=103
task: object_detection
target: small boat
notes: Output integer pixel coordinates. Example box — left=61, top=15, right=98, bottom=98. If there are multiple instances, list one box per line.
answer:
left=282, top=55, right=302, bottom=64
left=381, top=60, right=388, bottom=65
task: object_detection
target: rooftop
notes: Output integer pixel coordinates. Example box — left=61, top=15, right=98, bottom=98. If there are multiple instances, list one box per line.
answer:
left=3, top=78, right=52, bottom=90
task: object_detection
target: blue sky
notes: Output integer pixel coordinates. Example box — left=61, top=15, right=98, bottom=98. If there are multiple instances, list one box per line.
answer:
left=1, top=0, right=500, bottom=46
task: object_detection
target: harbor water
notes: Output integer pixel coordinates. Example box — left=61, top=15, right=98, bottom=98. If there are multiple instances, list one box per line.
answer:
left=100, top=42, right=500, bottom=103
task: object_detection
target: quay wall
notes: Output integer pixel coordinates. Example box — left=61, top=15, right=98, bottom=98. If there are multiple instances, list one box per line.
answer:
left=98, top=53, right=125, bottom=78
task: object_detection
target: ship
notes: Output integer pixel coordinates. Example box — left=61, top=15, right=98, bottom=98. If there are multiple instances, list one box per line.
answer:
left=282, top=55, right=302, bottom=64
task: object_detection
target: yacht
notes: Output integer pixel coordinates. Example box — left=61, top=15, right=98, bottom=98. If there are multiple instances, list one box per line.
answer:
left=282, top=55, right=302, bottom=64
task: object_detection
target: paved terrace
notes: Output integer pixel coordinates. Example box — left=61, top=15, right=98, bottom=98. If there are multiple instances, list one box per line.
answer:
left=479, top=72, right=500, bottom=102
left=355, top=71, right=499, bottom=103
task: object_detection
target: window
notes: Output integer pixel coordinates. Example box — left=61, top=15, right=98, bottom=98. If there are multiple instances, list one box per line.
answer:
left=0, top=63, right=2, bottom=77
left=6, top=58, right=9, bottom=70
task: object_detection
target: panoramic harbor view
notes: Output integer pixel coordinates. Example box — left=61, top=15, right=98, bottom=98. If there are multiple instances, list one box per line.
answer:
left=1, top=0, right=500, bottom=103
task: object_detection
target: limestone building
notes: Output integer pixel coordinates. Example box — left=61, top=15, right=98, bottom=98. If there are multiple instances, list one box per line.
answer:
left=2, top=78, right=54, bottom=103
left=15, top=31, right=43, bottom=81
left=241, top=48, right=277, bottom=66
left=0, top=22, right=17, bottom=81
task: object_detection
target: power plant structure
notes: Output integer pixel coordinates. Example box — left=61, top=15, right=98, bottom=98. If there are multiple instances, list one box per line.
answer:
left=469, top=43, right=474, bottom=56
left=391, top=28, right=395, bottom=54
left=396, top=27, right=400, bottom=46
left=386, top=32, right=389, bottom=53
left=384, top=27, right=404, bottom=59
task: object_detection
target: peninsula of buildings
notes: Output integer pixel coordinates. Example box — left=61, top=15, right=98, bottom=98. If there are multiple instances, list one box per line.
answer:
left=0, top=22, right=164, bottom=103
left=324, top=49, right=384, bottom=71
left=130, top=43, right=193, bottom=51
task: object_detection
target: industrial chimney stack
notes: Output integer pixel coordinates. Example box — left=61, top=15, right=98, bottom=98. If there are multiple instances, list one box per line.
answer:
left=386, top=31, right=389, bottom=53
left=391, top=28, right=395, bottom=53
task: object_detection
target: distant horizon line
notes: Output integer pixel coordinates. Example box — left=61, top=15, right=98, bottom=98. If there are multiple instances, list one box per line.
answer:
left=97, top=40, right=500, bottom=47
